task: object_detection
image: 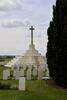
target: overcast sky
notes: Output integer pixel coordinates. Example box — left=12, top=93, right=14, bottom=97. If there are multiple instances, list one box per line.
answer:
left=0, top=0, right=55, bottom=56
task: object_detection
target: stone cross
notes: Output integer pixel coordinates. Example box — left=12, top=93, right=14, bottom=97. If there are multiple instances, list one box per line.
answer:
left=29, top=25, right=35, bottom=45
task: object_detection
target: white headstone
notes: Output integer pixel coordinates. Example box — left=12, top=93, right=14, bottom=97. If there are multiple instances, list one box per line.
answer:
left=19, top=69, right=24, bottom=77
left=38, top=67, right=43, bottom=80
left=19, top=77, right=26, bottom=91
left=6, top=69, right=10, bottom=77
left=3, top=70, right=8, bottom=80
left=13, top=69, right=19, bottom=80
left=26, top=68, right=32, bottom=80
left=32, top=68, right=37, bottom=77
left=45, top=67, right=49, bottom=77
left=3, top=69, right=10, bottom=80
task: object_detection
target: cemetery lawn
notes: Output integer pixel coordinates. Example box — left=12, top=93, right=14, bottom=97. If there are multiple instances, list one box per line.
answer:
left=0, top=80, right=67, bottom=100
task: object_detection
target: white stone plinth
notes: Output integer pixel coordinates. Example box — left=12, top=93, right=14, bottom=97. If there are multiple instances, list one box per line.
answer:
left=19, top=77, right=26, bottom=91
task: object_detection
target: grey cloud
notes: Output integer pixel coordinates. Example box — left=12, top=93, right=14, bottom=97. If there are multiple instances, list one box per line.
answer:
left=0, top=19, right=31, bottom=28
left=0, top=0, right=22, bottom=11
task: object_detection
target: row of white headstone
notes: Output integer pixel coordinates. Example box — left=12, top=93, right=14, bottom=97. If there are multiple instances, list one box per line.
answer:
left=3, top=67, right=49, bottom=80
left=2, top=68, right=49, bottom=91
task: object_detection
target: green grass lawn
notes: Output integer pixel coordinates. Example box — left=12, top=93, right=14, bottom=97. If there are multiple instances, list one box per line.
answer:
left=0, top=66, right=67, bottom=100
left=0, top=80, right=67, bottom=100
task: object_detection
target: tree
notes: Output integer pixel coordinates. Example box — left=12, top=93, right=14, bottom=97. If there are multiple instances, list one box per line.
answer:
left=46, top=0, right=67, bottom=88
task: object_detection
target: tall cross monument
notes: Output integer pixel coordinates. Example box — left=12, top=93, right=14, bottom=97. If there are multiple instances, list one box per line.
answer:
left=29, top=25, right=35, bottom=46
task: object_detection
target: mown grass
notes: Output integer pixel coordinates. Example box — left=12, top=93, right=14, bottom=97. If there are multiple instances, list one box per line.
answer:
left=0, top=80, right=67, bottom=100
left=0, top=66, right=67, bottom=100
